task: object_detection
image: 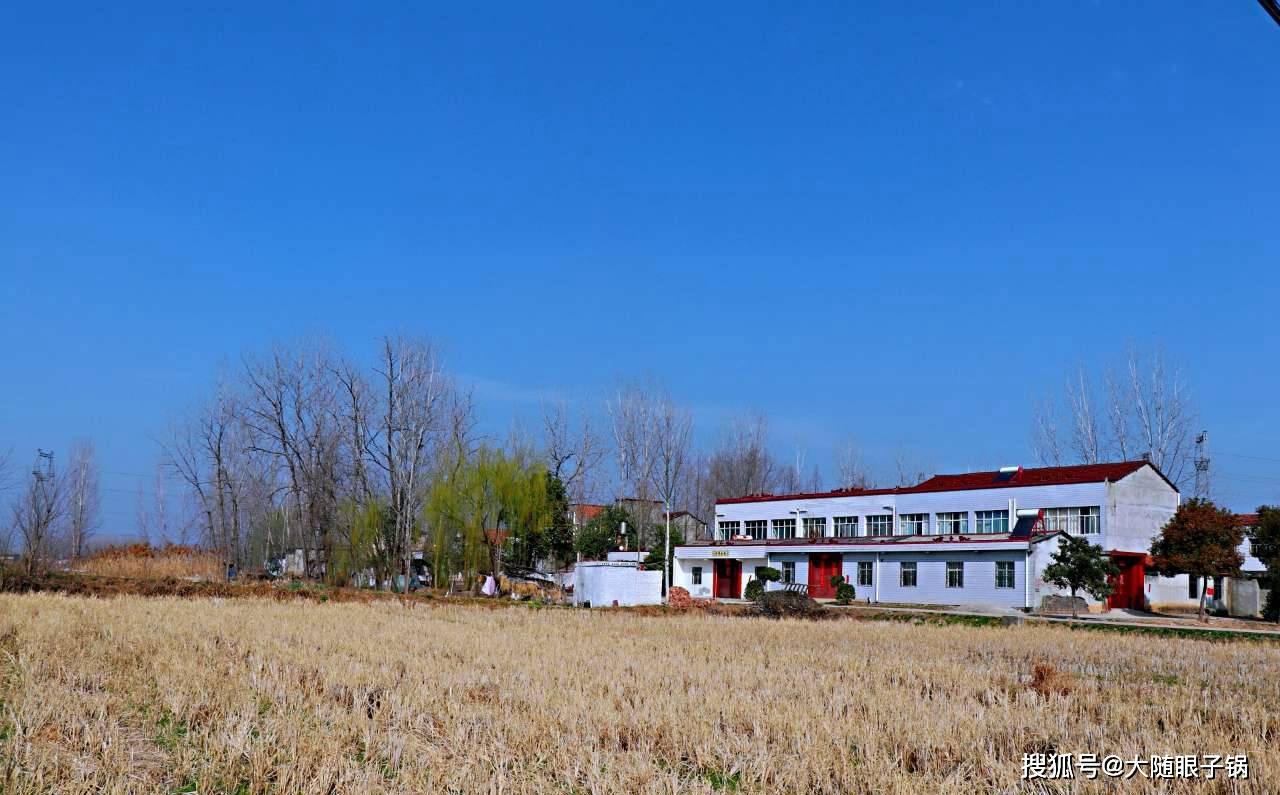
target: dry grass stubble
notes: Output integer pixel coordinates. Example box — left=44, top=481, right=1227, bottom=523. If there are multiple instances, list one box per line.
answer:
left=1, top=594, right=1277, bottom=793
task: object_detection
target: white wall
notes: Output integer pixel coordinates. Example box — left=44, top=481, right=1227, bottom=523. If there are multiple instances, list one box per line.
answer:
left=1106, top=466, right=1179, bottom=553
left=573, top=563, right=661, bottom=607
left=672, top=550, right=766, bottom=599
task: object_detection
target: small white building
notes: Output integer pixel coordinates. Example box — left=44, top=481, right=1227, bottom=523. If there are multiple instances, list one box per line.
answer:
left=673, top=461, right=1204, bottom=613
left=573, top=561, right=662, bottom=607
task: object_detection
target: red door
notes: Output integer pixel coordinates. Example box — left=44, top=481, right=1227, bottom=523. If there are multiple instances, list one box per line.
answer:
left=713, top=559, right=742, bottom=599
left=1107, top=555, right=1146, bottom=610
left=808, top=553, right=842, bottom=598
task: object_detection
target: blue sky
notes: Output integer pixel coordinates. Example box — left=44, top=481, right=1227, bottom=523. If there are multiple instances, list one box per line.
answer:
left=2, top=2, right=1278, bottom=538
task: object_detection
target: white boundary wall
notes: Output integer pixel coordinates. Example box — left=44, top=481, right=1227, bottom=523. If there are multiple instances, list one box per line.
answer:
left=573, top=562, right=662, bottom=607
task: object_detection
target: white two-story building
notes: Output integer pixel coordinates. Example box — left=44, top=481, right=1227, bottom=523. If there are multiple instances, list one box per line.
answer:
left=673, top=460, right=1195, bottom=612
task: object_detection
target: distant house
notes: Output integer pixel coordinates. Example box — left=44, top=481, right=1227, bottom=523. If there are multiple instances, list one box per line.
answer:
left=666, top=511, right=707, bottom=539
left=674, top=460, right=1202, bottom=613
left=569, top=503, right=606, bottom=528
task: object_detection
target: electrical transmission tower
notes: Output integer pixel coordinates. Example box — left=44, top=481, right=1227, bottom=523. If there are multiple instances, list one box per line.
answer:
left=32, top=449, right=54, bottom=483
left=1193, top=431, right=1211, bottom=500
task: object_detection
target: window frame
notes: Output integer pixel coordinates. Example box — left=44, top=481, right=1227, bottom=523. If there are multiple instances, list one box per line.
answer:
left=857, top=561, right=873, bottom=587
left=833, top=516, right=858, bottom=537
left=899, top=513, right=928, bottom=535
left=744, top=519, right=767, bottom=540
left=867, top=515, right=894, bottom=537
left=1042, top=506, right=1101, bottom=535
left=803, top=516, right=827, bottom=539
left=974, top=510, right=1009, bottom=534
left=782, top=561, right=796, bottom=583
left=717, top=520, right=740, bottom=540
left=692, top=566, right=703, bottom=586
left=995, top=561, right=1015, bottom=589
left=900, top=561, right=917, bottom=587
left=771, top=518, right=796, bottom=539
left=936, top=512, right=968, bottom=535
left=946, top=561, right=964, bottom=588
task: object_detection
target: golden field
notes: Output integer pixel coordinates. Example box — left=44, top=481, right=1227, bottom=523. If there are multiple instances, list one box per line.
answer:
left=73, top=544, right=225, bottom=582
left=1, top=595, right=1277, bottom=794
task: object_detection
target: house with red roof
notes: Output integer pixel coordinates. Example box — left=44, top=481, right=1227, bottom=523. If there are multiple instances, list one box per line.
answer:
left=673, top=460, right=1201, bottom=613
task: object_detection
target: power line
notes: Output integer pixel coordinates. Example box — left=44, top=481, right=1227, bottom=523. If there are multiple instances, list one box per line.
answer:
left=1217, top=451, right=1280, bottom=465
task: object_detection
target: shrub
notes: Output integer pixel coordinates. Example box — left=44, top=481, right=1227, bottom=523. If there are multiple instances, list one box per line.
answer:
left=755, top=566, right=781, bottom=584
left=831, top=574, right=856, bottom=605
left=744, top=579, right=764, bottom=602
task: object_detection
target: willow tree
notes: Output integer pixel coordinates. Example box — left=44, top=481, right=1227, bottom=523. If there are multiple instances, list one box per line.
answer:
left=426, top=446, right=550, bottom=588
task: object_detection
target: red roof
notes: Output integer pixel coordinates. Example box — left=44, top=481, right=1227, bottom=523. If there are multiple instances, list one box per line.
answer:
left=1236, top=513, right=1260, bottom=527
left=571, top=504, right=606, bottom=522
left=716, top=461, right=1163, bottom=505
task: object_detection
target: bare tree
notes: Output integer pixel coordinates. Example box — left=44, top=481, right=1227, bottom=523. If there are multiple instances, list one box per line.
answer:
left=608, top=381, right=661, bottom=539
left=64, top=439, right=100, bottom=559
left=1067, top=369, right=1102, bottom=464
left=241, top=344, right=341, bottom=577
left=893, top=448, right=933, bottom=488
left=648, top=393, right=692, bottom=593
left=541, top=401, right=604, bottom=504
left=162, top=386, right=247, bottom=572
left=835, top=439, right=872, bottom=489
left=1030, top=349, right=1197, bottom=489
left=12, top=451, right=65, bottom=575
left=368, top=336, right=448, bottom=593
left=1030, top=395, right=1064, bottom=467
left=705, top=412, right=778, bottom=501
left=1123, top=349, right=1195, bottom=486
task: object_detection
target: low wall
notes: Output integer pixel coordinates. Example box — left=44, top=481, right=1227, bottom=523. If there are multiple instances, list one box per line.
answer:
left=573, top=562, right=662, bottom=607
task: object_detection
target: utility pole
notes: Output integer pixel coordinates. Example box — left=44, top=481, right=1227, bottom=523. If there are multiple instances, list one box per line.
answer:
left=1194, top=431, right=1211, bottom=500
left=663, top=500, right=671, bottom=601
left=72, top=455, right=87, bottom=558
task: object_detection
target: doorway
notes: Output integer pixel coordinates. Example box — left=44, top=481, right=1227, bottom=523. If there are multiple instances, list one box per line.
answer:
left=1107, top=553, right=1147, bottom=610
left=713, top=559, right=742, bottom=599
left=808, top=553, right=843, bottom=599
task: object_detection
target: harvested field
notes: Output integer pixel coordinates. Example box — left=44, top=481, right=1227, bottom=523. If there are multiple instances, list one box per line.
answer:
left=1, top=594, right=1277, bottom=794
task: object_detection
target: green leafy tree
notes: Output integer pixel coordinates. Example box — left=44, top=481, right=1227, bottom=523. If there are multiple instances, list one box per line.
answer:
left=1042, top=535, right=1119, bottom=619
left=425, top=445, right=550, bottom=588
left=1150, top=498, right=1244, bottom=622
left=574, top=504, right=635, bottom=561
left=542, top=474, right=575, bottom=570
left=331, top=500, right=394, bottom=587
left=643, top=527, right=685, bottom=588
left=1248, top=506, right=1280, bottom=623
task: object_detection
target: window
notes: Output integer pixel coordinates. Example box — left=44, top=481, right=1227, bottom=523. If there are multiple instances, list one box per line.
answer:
left=782, top=561, right=796, bottom=583
left=717, top=521, right=740, bottom=540
left=692, top=566, right=703, bottom=586
left=803, top=517, right=827, bottom=539
left=857, top=561, right=873, bottom=587
left=996, top=561, right=1015, bottom=589
left=867, top=515, right=893, bottom=537
left=900, top=561, right=917, bottom=587
left=899, top=513, right=927, bottom=535
left=1188, top=575, right=1199, bottom=599
left=771, top=518, right=796, bottom=539
left=1042, top=507, right=1101, bottom=535
left=936, top=512, right=968, bottom=535
left=946, top=561, right=964, bottom=588
left=834, top=516, right=858, bottom=537
left=974, top=510, right=1008, bottom=534
left=745, top=520, right=767, bottom=540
